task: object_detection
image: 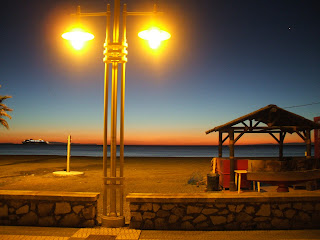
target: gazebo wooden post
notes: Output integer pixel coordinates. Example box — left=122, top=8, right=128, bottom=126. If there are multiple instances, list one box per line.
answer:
left=229, top=128, right=236, bottom=191
left=306, top=130, right=311, bottom=160
left=279, top=131, right=284, bottom=160
left=218, top=131, right=223, bottom=157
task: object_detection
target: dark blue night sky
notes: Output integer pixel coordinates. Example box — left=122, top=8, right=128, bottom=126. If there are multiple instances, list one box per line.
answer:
left=1, top=0, right=320, bottom=145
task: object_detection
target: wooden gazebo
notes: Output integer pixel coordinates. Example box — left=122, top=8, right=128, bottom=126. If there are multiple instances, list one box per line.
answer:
left=206, top=104, right=320, bottom=191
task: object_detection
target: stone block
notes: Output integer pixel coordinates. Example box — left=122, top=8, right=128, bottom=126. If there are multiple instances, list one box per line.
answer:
left=143, top=212, right=156, bottom=219
left=140, top=203, right=152, bottom=211
left=272, top=209, right=283, bottom=217
left=172, top=207, right=184, bottom=217
left=59, top=213, right=80, bottom=227
left=215, top=203, right=226, bottom=208
left=81, top=220, right=95, bottom=227
left=162, top=204, right=175, bottom=210
left=193, top=214, right=207, bottom=224
left=30, top=202, right=36, bottom=212
left=245, top=206, right=255, bottom=214
left=131, top=212, right=142, bottom=222
left=143, top=219, right=154, bottom=229
left=72, top=205, right=84, bottom=214
left=39, top=216, right=56, bottom=226
left=82, top=206, right=95, bottom=219
left=157, top=210, right=170, bottom=218
left=240, top=222, right=249, bottom=229
left=256, top=204, right=270, bottom=217
left=236, top=204, right=244, bottom=213
left=293, top=203, right=302, bottom=210
left=196, top=221, right=209, bottom=230
left=9, top=215, right=17, bottom=221
left=169, top=214, right=179, bottom=224
left=236, top=212, right=253, bottom=222
left=257, top=222, right=272, bottom=229
left=155, top=217, right=167, bottom=229
left=18, top=211, right=38, bottom=226
left=16, top=205, right=29, bottom=215
left=210, top=216, right=227, bottom=225
left=181, top=221, right=194, bottom=230
left=297, top=211, right=311, bottom=222
left=130, top=221, right=141, bottom=229
left=202, top=208, right=218, bottom=215
left=278, top=203, right=291, bottom=210
left=9, top=201, right=24, bottom=209
left=284, top=209, right=296, bottom=219
left=187, top=205, right=202, bottom=214
left=218, top=209, right=229, bottom=215
left=253, top=217, right=269, bottom=222
left=182, top=216, right=193, bottom=221
left=0, top=204, right=8, bottom=217
left=153, top=204, right=160, bottom=212
left=271, top=218, right=290, bottom=229
left=227, top=214, right=234, bottom=223
left=38, top=203, right=54, bottom=217
left=302, top=203, right=314, bottom=212
left=225, top=222, right=240, bottom=230
left=228, top=205, right=236, bottom=212
left=55, top=202, right=71, bottom=215
left=130, top=204, right=140, bottom=211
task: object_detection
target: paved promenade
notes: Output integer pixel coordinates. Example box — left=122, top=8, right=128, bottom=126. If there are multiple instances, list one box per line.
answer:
left=0, top=226, right=320, bottom=240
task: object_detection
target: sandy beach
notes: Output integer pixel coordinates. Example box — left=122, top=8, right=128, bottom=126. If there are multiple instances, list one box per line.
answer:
left=0, top=155, right=211, bottom=222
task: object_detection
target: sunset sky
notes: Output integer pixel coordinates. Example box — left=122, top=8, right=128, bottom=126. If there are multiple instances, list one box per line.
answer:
left=1, top=0, right=320, bottom=145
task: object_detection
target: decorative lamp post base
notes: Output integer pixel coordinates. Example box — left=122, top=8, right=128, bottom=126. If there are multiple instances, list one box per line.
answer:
left=101, top=215, right=125, bottom=227
left=52, top=171, right=84, bottom=176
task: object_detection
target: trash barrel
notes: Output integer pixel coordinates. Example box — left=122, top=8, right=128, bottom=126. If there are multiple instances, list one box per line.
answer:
left=207, top=173, right=220, bottom=191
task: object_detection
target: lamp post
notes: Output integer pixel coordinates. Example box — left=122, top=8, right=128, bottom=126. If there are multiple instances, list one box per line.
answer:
left=62, top=0, right=170, bottom=227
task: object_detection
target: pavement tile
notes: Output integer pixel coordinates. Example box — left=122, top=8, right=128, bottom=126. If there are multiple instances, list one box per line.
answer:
left=0, top=236, right=69, bottom=240
left=139, top=230, right=320, bottom=240
left=71, top=228, right=140, bottom=240
left=0, top=226, right=78, bottom=237
left=86, top=235, right=116, bottom=240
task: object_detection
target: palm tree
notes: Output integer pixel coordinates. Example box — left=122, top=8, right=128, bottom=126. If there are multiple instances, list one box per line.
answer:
left=0, top=85, right=12, bottom=129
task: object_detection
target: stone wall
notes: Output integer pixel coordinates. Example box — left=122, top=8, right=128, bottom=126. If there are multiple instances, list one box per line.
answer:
left=0, top=190, right=100, bottom=227
left=126, top=193, right=320, bottom=230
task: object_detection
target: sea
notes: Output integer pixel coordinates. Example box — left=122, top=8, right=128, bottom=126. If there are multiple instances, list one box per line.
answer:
left=0, top=144, right=314, bottom=158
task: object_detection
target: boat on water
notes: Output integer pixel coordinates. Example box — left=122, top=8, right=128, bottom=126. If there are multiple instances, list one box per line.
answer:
left=22, top=139, right=49, bottom=144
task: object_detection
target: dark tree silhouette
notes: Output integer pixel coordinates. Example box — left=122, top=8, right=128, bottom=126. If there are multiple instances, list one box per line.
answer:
left=0, top=85, right=12, bottom=129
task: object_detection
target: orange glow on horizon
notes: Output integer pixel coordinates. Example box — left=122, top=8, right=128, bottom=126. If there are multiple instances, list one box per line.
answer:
left=0, top=129, right=313, bottom=145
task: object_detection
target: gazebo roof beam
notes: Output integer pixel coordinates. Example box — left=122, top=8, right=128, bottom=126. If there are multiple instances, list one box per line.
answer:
left=205, top=105, right=320, bottom=135
left=233, top=130, right=282, bottom=133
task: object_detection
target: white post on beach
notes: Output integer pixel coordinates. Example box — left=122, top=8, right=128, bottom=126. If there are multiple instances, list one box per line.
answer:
left=67, top=135, right=71, bottom=172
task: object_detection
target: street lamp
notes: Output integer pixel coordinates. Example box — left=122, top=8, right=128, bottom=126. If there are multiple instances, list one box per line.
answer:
left=62, top=1, right=170, bottom=227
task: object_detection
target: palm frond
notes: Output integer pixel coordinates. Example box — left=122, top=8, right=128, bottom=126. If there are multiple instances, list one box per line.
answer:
left=0, top=110, right=12, bottom=119
left=0, top=119, right=9, bottom=129
left=0, top=95, right=12, bottom=103
left=0, top=104, right=13, bottom=112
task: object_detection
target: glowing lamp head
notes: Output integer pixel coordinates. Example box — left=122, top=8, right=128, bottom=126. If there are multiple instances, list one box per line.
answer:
left=138, top=27, right=171, bottom=49
left=62, top=28, right=94, bottom=50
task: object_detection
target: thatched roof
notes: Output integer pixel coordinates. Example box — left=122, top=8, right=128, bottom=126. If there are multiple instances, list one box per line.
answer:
left=206, top=104, right=320, bottom=134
